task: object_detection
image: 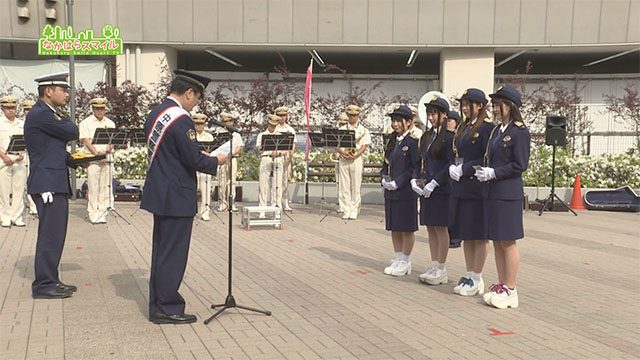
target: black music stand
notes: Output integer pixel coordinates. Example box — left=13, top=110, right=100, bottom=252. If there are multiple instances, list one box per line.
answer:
left=5, top=135, right=31, bottom=225
left=129, top=128, right=146, bottom=147
left=260, top=133, right=295, bottom=222
left=307, top=131, right=334, bottom=221
left=204, top=125, right=272, bottom=325
left=92, top=128, right=131, bottom=225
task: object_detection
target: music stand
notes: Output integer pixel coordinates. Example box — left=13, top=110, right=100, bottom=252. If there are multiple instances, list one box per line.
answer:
left=306, top=131, right=334, bottom=220
left=92, top=128, right=131, bottom=225
left=5, top=135, right=30, bottom=226
left=129, top=128, right=146, bottom=147
left=260, top=133, right=295, bottom=222
left=204, top=125, right=271, bottom=324
left=323, top=129, right=356, bottom=221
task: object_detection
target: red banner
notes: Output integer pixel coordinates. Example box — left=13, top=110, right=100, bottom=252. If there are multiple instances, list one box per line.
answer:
left=304, top=59, right=313, bottom=161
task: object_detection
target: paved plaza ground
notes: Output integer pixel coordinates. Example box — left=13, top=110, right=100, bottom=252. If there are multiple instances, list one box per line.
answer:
left=0, top=200, right=638, bottom=360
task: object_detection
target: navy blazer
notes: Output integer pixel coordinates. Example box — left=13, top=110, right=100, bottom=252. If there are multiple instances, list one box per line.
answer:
left=24, top=100, right=79, bottom=195
left=486, top=121, right=531, bottom=200
left=140, top=98, right=219, bottom=217
left=415, top=129, right=453, bottom=195
left=449, top=120, right=494, bottom=199
left=382, top=134, right=419, bottom=201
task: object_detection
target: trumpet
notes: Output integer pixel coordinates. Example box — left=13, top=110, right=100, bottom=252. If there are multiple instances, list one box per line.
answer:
left=330, top=152, right=340, bottom=163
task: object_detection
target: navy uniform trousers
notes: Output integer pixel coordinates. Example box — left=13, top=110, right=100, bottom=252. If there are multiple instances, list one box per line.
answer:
left=31, top=194, right=69, bottom=293
left=149, top=215, right=193, bottom=317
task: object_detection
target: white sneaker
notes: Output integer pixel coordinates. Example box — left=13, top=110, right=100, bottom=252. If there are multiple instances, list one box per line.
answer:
left=457, top=277, right=485, bottom=296
left=453, top=274, right=470, bottom=294
left=201, top=212, right=210, bottom=221
left=422, top=268, right=448, bottom=285
left=489, top=285, right=518, bottom=309
left=342, top=214, right=350, bottom=220
left=1, top=220, right=11, bottom=227
left=383, top=259, right=398, bottom=275
left=13, top=219, right=25, bottom=227
left=349, top=214, right=357, bottom=220
left=483, top=283, right=503, bottom=305
left=217, top=206, right=226, bottom=212
left=390, top=260, right=411, bottom=276
left=284, top=206, right=293, bottom=212
left=418, top=266, right=437, bottom=282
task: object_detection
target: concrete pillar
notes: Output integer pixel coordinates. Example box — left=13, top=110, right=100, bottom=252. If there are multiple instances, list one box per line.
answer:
left=115, top=45, right=177, bottom=87
left=439, top=48, right=495, bottom=99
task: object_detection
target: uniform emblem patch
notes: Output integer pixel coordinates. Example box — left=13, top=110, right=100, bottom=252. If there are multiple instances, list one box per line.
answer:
left=402, top=146, right=409, bottom=152
left=187, top=129, right=196, bottom=141
left=473, top=132, right=479, bottom=138
left=503, top=135, right=511, bottom=142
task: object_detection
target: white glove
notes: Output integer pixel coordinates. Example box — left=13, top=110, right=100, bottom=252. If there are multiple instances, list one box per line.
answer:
left=422, top=179, right=439, bottom=198
left=381, top=178, right=389, bottom=188
left=474, top=167, right=496, bottom=182
left=386, top=180, right=398, bottom=191
left=41, top=192, right=54, bottom=204
left=449, top=164, right=463, bottom=181
left=410, top=179, right=424, bottom=196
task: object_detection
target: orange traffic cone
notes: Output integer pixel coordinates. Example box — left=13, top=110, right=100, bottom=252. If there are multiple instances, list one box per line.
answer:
left=570, top=174, right=586, bottom=210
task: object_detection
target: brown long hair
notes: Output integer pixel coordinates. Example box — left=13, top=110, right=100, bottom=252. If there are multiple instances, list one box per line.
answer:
left=454, top=102, right=489, bottom=141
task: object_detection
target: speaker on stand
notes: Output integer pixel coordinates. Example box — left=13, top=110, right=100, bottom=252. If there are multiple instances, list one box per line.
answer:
left=539, top=115, right=577, bottom=216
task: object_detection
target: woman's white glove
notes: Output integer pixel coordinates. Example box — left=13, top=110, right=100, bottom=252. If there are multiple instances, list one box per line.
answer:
left=386, top=180, right=398, bottom=191
left=474, top=167, right=496, bottom=182
left=410, top=179, right=424, bottom=196
left=422, top=180, right=439, bottom=198
left=449, top=164, right=463, bottom=181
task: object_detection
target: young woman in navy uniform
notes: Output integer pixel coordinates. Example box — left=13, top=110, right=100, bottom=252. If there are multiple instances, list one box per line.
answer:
left=476, top=85, right=530, bottom=309
left=411, top=97, right=454, bottom=285
left=381, top=105, right=419, bottom=277
left=449, top=88, right=494, bottom=297
left=446, top=110, right=462, bottom=249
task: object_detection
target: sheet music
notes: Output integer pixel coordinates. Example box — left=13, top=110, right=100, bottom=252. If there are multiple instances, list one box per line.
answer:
left=210, top=140, right=231, bottom=157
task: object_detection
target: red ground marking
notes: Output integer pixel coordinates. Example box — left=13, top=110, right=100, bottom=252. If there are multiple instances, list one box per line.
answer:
left=355, top=270, right=370, bottom=275
left=286, top=240, right=294, bottom=243
left=84, top=283, right=92, bottom=287
left=488, top=328, right=514, bottom=336
left=584, top=262, right=591, bottom=265
left=76, top=246, right=82, bottom=250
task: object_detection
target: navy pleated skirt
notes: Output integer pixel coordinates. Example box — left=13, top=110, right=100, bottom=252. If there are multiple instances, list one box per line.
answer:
left=486, top=199, right=524, bottom=241
left=420, top=193, right=450, bottom=227
left=385, top=198, right=418, bottom=232
left=450, top=197, right=487, bottom=240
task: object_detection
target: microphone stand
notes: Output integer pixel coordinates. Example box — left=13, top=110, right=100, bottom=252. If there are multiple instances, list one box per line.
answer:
left=204, top=124, right=271, bottom=324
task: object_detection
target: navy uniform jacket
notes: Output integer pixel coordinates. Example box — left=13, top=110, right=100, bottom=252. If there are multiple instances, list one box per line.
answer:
left=382, top=134, right=419, bottom=201
left=24, top=100, right=79, bottom=195
left=415, top=130, right=454, bottom=195
left=141, top=98, right=219, bottom=217
left=486, top=121, right=531, bottom=200
left=450, top=120, right=494, bottom=199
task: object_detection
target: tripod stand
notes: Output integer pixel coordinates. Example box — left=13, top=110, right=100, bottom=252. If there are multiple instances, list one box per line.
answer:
left=93, top=128, right=131, bottom=225
left=204, top=122, right=271, bottom=324
left=538, top=144, right=577, bottom=216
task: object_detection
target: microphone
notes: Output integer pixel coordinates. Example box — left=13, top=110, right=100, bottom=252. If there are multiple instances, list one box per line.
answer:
left=210, top=120, right=239, bottom=133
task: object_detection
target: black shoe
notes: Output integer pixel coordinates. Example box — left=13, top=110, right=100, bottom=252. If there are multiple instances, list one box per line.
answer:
left=33, top=288, right=73, bottom=299
left=57, top=282, right=77, bottom=292
left=449, top=238, right=462, bottom=248
left=150, top=311, right=197, bottom=324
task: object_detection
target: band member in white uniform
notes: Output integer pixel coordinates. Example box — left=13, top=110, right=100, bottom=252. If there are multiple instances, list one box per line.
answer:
left=334, top=113, right=349, bottom=213
left=257, top=115, right=284, bottom=208
left=336, top=105, right=371, bottom=220
left=78, top=97, right=115, bottom=224
left=216, top=112, right=244, bottom=212
left=274, top=106, right=295, bottom=212
left=0, top=96, right=26, bottom=227
left=193, top=113, right=214, bottom=220
left=22, top=100, right=38, bottom=216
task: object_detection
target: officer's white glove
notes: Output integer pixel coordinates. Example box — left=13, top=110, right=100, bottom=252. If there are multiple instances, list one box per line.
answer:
left=410, top=179, right=424, bottom=196
left=386, top=180, right=398, bottom=191
left=381, top=178, right=389, bottom=188
left=41, top=192, right=54, bottom=204
left=474, top=167, right=496, bottom=182
left=422, top=179, right=439, bottom=198
left=449, top=164, right=463, bottom=181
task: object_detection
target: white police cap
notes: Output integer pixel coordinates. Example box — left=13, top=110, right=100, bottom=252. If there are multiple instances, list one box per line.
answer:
left=34, top=72, right=70, bottom=88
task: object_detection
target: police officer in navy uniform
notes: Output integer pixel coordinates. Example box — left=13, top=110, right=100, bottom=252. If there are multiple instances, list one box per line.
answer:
left=412, top=97, right=454, bottom=286
left=476, top=85, right=530, bottom=309
left=448, top=88, right=494, bottom=297
left=381, top=105, right=419, bottom=277
left=141, top=70, right=228, bottom=324
left=25, top=72, right=79, bottom=299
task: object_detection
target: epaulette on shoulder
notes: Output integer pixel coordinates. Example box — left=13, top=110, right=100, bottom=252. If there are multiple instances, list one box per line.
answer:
left=410, top=133, right=420, bottom=140
left=484, top=118, right=493, bottom=124
left=514, top=121, right=526, bottom=128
